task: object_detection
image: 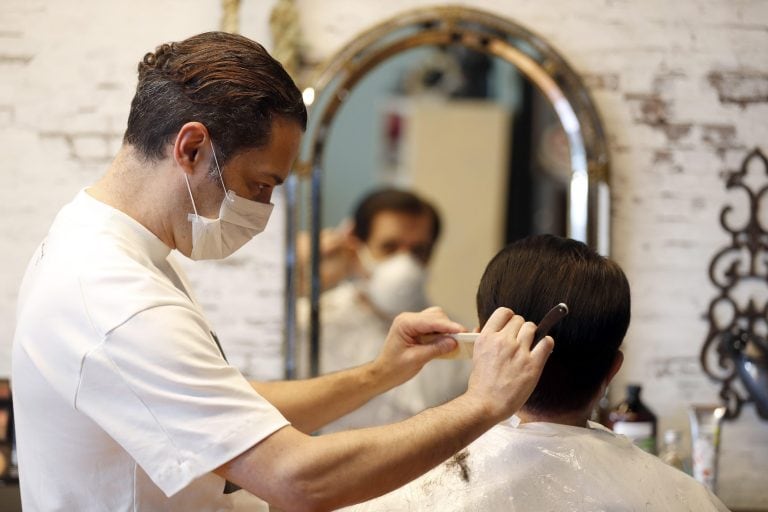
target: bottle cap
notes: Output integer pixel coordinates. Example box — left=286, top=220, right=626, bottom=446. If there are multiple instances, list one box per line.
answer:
left=664, top=429, right=681, bottom=444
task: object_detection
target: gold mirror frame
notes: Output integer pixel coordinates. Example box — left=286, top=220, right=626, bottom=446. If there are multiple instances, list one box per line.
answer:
left=285, top=6, right=611, bottom=378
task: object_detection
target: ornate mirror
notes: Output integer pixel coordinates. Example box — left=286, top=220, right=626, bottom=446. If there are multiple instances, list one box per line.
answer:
left=285, top=6, right=611, bottom=378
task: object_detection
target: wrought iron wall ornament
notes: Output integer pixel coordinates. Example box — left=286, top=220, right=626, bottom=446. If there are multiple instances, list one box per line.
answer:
left=701, top=148, right=768, bottom=420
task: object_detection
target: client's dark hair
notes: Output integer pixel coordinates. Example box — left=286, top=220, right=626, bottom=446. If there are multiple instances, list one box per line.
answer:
left=352, top=188, right=441, bottom=244
left=476, top=234, right=631, bottom=414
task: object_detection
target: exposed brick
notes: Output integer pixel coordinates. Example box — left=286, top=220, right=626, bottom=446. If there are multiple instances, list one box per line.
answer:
left=39, top=131, right=123, bottom=162
left=71, top=134, right=114, bottom=163
left=661, top=122, right=693, bottom=143
left=96, top=82, right=122, bottom=91
left=624, top=93, right=693, bottom=143
left=700, top=123, right=746, bottom=158
left=651, top=68, right=688, bottom=93
left=581, top=72, right=620, bottom=91
left=0, top=54, right=32, bottom=65
left=650, top=356, right=702, bottom=378
left=0, top=105, right=14, bottom=124
left=625, top=92, right=670, bottom=125
left=653, top=149, right=674, bottom=163
left=708, top=70, right=768, bottom=108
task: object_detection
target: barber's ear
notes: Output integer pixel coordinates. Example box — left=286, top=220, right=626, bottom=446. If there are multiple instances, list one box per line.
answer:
left=173, top=122, right=209, bottom=176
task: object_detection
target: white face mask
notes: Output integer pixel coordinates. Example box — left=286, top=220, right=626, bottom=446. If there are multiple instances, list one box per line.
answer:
left=359, top=248, right=430, bottom=318
left=183, top=142, right=274, bottom=260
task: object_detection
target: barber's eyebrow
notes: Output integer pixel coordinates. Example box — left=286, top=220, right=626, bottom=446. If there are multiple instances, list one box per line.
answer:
left=261, top=172, right=284, bottom=186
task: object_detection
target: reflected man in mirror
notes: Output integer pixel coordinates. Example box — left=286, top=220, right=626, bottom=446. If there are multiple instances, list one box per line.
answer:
left=299, top=188, right=472, bottom=431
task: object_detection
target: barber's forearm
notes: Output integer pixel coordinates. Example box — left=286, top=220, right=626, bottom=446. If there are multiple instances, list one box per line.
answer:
left=221, top=392, right=498, bottom=512
left=294, top=394, right=497, bottom=509
left=251, top=361, right=397, bottom=433
left=225, top=310, right=551, bottom=511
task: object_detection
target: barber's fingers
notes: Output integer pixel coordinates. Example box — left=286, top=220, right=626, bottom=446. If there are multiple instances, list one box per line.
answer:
left=414, top=334, right=459, bottom=358
left=514, top=321, right=538, bottom=351
left=480, top=307, right=515, bottom=334
left=499, top=316, right=529, bottom=346
left=394, top=306, right=465, bottom=340
left=480, top=308, right=556, bottom=353
left=531, top=335, right=555, bottom=364
left=515, top=317, right=557, bottom=357
left=319, top=228, right=350, bottom=254
left=414, top=306, right=466, bottom=337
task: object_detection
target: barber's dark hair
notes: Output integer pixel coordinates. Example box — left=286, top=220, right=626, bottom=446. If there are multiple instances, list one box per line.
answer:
left=123, top=31, right=307, bottom=165
left=476, top=234, right=630, bottom=414
left=352, top=188, right=442, bottom=244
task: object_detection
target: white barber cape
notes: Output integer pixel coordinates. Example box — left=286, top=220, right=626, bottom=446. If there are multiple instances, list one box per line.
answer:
left=301, top=282, right=471, bottom=432
left=343, top=417, right=730, bottom=512
left=12, top=190, right=288, bottom=511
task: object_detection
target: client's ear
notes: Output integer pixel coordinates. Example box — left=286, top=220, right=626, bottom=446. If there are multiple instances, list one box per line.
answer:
left=605, top=350, right=624, bottom=385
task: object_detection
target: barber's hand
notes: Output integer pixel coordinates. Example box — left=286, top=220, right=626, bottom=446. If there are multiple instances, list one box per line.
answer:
left=373, top=306, right=465, bottom=387
left=296, top=224, right=361, bottom=293
left=319, top=227, right=362, bottom=290
left=466, top=307, right=554, bottom=421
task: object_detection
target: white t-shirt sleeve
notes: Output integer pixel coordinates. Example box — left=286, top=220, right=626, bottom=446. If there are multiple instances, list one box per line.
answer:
left=73, top=303, right=289, bottom=497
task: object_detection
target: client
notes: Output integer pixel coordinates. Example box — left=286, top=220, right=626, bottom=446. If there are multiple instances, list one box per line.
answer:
left=343, top=234, right=729, bottom=511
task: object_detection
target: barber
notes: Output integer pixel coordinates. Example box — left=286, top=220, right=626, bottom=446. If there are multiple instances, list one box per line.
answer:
left=11, top=31, right=553, bottom=512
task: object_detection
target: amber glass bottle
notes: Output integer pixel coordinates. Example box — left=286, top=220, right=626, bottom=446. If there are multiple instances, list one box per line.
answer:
left=607, top=384, right=658, bottom=455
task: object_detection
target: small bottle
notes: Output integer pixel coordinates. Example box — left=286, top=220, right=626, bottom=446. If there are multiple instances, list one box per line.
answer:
left=659, top=429, right=688, bottom=473
left=5, top=389, right=18, bottom=482
left=607, top=384, right=658, bottom=454
left=8, top=417, right=17, bottom=481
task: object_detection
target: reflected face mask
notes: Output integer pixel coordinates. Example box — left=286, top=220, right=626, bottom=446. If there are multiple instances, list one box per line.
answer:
left=184, top=142, right=273, bottom=260
left=359, top=247, right=430, bottom=317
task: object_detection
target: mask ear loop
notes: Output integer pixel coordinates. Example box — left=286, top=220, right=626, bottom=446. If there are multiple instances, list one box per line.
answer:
left=209, top=140, right=228, bottom=193
left=183, top=174, right=199, bottom=218
left=184, top=139, right=227, bottom=221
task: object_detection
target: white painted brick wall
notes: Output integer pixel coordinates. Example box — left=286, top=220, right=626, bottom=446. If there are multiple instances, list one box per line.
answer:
left=0, top=0, right=288, bottom=382
left=293, top=4, right=768, bottom=508
left=1, top=0, right=766, bottom=508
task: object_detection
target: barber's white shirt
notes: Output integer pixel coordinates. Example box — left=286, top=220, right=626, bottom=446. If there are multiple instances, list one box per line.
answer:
left=12, top=190, right=288, bottom=511
left=343, top=417, right=730, bottom=511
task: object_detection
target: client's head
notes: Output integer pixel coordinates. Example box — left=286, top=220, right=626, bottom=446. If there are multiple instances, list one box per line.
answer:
left=476, top=234, right=630, bottom=417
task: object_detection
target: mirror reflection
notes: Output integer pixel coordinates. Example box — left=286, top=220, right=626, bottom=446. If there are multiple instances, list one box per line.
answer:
left=318, top=44, right=571, bottom=327
left=292, top=8, right=610, bottom=432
